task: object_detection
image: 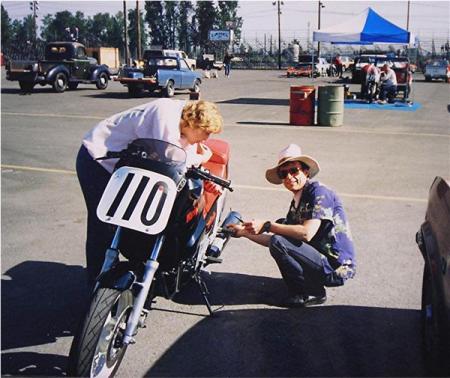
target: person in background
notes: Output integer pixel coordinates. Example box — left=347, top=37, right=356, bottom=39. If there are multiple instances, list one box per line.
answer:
left=223, top=51, right=233, bottom=78
left=378, top=63, right=398, bottom=104
left=229, top=144, right=356, bottom=308
left=76, top=98, right=223, bottom=284
left=333, top=54, right=343, bottom=78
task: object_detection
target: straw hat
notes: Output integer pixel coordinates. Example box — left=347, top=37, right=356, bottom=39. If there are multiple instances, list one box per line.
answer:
left=265, top=144, right=320, bottom=185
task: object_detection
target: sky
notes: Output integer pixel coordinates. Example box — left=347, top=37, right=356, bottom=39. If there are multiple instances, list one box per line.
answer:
left=2, top=0, right=449, bottom=49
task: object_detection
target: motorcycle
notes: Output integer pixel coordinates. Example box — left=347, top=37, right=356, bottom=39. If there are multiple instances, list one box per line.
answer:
left=68, top=138, right=240, bottom=377
left=364, top=72, right=380, bottom=103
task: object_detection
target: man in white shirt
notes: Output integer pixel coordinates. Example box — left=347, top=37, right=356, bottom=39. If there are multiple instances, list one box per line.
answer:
left=378, top=64, right=398, bottom=104
left=76, top=99, right=223, bottom=284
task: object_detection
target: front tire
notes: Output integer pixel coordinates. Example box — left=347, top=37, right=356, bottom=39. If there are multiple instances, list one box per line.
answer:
left=96, top=72, right=109, bottom=90
left=68, top=288, right=133, bottom=377
left=53, top=72, right=68, bottom=93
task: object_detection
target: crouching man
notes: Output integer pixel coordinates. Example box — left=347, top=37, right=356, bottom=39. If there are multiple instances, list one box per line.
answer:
left=229, top=144, right=356, bottom=307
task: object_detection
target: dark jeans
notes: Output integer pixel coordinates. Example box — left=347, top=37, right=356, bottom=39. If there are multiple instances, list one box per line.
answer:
left=380, top=84, right=397, bottom=101
left=76, top=145, right=115, bottom=284
left=269, top=235, right=344, bottom=297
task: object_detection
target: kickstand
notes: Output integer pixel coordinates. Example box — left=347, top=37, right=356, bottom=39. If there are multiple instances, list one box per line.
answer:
left=194, top=273, right=214, bottom=316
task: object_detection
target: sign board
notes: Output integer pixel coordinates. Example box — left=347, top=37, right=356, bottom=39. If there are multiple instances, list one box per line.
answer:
left=209, top=30, right=231, bottom=42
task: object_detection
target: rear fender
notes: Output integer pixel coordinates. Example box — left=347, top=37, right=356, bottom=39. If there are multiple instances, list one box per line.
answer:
left=46, top=65, right=70, bottom=82
left=97, top=261, right=136, bottom=291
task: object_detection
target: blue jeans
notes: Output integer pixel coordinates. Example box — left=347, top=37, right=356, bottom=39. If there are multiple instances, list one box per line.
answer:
left=224, top=63, right=231, bottom=77
left=269, top=235, right=344, bottom=297
left=76, top=145, right=114, bottom=283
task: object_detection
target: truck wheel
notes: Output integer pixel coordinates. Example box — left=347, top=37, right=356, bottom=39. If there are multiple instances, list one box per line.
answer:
left=68, top=82, right=79, bottom=90
left=53, top=72, right=68, bottom=93
left=96, top=72, right=109, bottom=90
left=19, top=81, right=34, bottom=92
left=163, top=80, right=175, bottom=98
left=190, top=79, right=201, bottom=93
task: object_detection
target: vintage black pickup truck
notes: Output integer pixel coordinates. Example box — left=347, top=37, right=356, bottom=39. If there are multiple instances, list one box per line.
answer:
left=5, top=41, right=110, bottom=93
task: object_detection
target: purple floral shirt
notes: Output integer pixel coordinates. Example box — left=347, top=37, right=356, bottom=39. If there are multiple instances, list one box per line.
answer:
left=286, top=181, right=356, bottom=276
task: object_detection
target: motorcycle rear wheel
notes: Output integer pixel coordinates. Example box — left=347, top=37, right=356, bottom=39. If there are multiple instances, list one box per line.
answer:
left=68, top=288, right=133, bottom=377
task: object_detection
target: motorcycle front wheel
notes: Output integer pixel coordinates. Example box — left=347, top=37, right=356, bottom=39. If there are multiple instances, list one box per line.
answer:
left=68, top=288, right=134, bottom=377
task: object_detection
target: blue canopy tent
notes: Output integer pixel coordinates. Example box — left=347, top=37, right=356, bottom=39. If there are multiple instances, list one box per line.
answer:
left=313, top=7, right=413, bottom=45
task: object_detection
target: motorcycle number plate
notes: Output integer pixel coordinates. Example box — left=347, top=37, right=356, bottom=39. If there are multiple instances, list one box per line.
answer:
left=97, top=166, right=177, bottom=235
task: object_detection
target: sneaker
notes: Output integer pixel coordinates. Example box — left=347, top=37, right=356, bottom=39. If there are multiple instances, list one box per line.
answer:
left=378, top=100, right=387, bottom=104
left=303, top=295, right=327, bottom=307
left=282, top=294, right=305, bottom=308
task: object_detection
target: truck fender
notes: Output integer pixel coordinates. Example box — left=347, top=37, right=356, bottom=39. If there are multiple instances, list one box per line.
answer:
left=90, top=65, right=110, bottom=81
left=46, top=65, right=70, bottom=82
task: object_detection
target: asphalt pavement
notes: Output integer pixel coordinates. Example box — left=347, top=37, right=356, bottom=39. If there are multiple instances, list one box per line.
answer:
left=2, top=68, right=449, bottom=377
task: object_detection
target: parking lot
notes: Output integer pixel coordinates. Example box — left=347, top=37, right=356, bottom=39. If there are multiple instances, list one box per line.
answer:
left=2, top=68, right=449, bottom=376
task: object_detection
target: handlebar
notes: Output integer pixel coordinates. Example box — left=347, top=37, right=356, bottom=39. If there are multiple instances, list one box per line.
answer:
left=187, top=166, right=233, bottom=192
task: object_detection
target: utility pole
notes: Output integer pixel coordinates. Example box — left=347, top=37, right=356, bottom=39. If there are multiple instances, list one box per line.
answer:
left=136, top=0, right=141, bottom=61
left=123, top=1, right=129, bottom=65
left=317, top=1, right=325, bottom=57
left=273, top=1, right=283, bottom=70
left=406, top=0, right=410, bottom=31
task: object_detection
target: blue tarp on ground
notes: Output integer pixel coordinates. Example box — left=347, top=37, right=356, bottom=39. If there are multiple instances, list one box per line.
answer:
left=313, top=8, right=412, bottom=45
left=344, top=99, right=421, bottom=112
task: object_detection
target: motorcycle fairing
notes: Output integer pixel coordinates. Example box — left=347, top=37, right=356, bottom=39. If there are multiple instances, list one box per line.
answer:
left=97, top=166, right=177, bottom=234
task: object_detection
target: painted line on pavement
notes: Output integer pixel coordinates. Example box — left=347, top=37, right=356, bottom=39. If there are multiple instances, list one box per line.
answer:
left=3, top=111, right=449, bottom=138
left=1, top=164, right=76, bottom=175
left=2, top=164, right=426, bottom=203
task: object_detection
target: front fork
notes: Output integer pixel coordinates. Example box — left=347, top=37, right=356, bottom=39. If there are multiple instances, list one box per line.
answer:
left=96, top=226, right=166, bottom=346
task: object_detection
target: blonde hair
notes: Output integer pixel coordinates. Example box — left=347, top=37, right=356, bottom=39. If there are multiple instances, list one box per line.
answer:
left=181, top=100, right=223, bottom=134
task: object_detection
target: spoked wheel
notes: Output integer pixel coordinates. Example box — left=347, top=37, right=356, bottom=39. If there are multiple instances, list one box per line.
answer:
left=68, top=288, right=133, bottom=377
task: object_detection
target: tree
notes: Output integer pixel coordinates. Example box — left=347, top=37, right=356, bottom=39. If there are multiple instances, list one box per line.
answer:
left=128, top=7, right=146, bottom=58
left=217, top=1, right=242, bottom=50
left=164, top=1, right=178, bottom=49
left=144, top=1, right=164, bottom=47
left=177, top=1, right=195, bottom=53
left=195, top=1, right=217, bottom=53
left=1, top=5, right=12, bottom=48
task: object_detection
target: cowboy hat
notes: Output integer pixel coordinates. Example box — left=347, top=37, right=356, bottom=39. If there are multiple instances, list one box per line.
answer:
left=265, top=144, right=320, bottom=185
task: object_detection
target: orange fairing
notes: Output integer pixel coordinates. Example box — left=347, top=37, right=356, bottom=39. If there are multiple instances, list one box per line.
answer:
left=202, top=138, right=229, bottom=215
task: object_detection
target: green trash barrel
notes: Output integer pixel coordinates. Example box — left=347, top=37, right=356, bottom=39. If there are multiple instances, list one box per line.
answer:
left=318, top=85, right=344, bottom=127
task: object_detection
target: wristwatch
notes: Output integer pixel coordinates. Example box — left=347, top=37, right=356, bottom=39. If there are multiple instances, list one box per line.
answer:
left=260, top=221, right=272, bottom=234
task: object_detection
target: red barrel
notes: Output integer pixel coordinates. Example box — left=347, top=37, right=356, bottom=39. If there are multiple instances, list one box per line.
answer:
left=289, top=85, right=315, bottom=126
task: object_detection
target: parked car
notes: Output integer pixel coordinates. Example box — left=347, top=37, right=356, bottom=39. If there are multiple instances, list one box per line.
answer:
left=114, top=55, right=201, bottom=98
left=340, top=56, right=354, bottom=71
left=286, top=63, right=314, bottom=77
left=424, top=59, right=450, bottom=82
left=297, top=55, right=330, bottom=77
left=196, top=54, right=224, bottom=70
left=416, top=176, right=450, bottom=376
left=5, top=41, right=110, bottom=93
